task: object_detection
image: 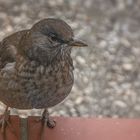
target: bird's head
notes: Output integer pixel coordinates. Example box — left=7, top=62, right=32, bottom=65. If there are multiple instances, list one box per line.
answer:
left=25, top=18, right=87, bottom=64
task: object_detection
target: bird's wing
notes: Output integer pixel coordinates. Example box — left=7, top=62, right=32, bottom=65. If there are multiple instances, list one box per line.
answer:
left=0, top=30, right=29, bottom=69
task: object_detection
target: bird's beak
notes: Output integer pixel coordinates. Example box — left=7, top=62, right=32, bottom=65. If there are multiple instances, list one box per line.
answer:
left=68, top=39, right=88, bottom=47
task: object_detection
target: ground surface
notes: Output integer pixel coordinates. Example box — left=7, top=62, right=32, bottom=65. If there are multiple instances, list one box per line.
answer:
left=0, top=0, right=140, bottom=118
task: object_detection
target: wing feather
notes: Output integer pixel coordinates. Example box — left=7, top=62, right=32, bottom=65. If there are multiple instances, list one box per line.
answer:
left=0, top=30, right=29, bottom=69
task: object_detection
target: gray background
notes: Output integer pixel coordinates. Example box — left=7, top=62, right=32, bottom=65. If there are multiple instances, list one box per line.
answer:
left=0, top=0, right=140, bottom=118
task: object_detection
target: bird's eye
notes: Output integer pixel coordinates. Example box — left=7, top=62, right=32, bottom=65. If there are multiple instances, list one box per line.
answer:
left=50, top=34, right=57, bottom=41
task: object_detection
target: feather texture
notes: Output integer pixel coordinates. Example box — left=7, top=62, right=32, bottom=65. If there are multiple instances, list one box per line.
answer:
left=0, top=19, right=74, bottom=109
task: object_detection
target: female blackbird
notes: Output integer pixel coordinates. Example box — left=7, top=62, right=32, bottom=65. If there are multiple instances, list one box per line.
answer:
left=0, top=18, right=87, bottom=133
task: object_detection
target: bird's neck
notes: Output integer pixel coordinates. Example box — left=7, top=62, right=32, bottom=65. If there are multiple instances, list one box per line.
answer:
left=51, top=51, right=73, bottom=69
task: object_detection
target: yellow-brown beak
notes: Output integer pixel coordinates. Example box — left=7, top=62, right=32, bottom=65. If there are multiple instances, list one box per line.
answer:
left=68, top=39, right=88, bottom=47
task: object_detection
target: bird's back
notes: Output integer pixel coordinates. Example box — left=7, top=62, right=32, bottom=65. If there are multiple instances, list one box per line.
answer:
left=0, top=30, right=29, bottom=107
left=0, top=30, right=29, bottom=69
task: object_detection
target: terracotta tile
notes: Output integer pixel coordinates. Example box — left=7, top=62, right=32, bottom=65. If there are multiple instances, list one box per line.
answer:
left=0, top=116, right=20, bottom=140
left=28, top=117, right=140, bottom=140
left=0, top=116, right=140, bottom=140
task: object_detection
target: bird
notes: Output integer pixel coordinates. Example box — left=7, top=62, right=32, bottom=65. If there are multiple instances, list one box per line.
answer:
left=0, top=18, right=87, bottom=134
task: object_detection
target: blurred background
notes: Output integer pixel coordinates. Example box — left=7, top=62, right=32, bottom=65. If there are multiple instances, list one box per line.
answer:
left=0, top=0, right=140, bottom=118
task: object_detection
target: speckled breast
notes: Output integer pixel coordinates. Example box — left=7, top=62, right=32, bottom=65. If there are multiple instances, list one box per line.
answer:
left=15, top=58, right=74, bottom=109
left=0, top=56, right=74, bottom=109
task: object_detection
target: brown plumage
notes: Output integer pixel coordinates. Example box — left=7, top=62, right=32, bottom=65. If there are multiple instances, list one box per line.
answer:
left=0, top=18, right=87, bottom=133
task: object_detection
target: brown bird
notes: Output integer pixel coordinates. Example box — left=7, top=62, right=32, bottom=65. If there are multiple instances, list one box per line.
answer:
left=0, top=18, right=87, bottom=133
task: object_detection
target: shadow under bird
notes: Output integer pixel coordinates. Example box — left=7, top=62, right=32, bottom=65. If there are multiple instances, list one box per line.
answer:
left=0, top=18, right=87, bottom=136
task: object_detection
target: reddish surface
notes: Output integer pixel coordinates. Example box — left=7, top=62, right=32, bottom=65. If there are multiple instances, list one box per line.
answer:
left=0, top=116, right=20, bottom=140
left=0, top=116, right=140, bottom=140
left=28, top=117, right=140, bottom=140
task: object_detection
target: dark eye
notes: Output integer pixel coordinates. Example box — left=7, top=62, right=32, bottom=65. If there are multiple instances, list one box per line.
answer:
left=50, top=34, right=58, bottom=41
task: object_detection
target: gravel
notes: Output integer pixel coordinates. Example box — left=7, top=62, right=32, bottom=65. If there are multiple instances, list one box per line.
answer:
left=0, top=0, right=140, bottom=118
